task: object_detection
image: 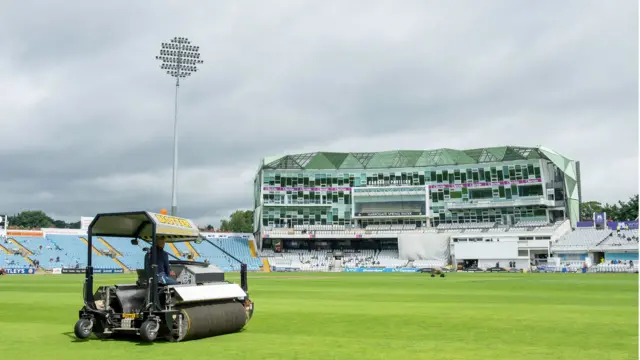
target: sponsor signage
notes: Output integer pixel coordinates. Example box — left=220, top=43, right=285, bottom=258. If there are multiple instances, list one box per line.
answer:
left=271, top=266, right=300, bottom=272
left=343, top=267, right=420, bottom=273
left=355, top=211, right=423, bottom=217
left=7, top=230, right=44, bottom=237
left=4, top=267, right=35, bottom=274
left=80, top=217, right=94, bottom=231
left=52, top=268, right=62, bottom=274
left=42, top=228, right=86, bottom=235
left=61, top=268, right=124, bottom=274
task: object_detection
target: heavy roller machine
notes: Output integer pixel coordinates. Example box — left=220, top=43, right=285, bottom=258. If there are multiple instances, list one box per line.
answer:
left=73, top=211, right=254, bottom=342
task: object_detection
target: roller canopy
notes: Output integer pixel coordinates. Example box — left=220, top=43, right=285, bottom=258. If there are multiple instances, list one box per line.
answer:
left=88, top=211, right=201, bottom=242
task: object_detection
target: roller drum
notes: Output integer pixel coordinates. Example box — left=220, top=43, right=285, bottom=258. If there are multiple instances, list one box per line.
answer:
left=169, top=301, right=247, bottom=342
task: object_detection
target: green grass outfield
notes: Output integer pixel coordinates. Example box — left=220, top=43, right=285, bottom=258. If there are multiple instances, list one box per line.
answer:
left=0, top=272, right=637, bottom=360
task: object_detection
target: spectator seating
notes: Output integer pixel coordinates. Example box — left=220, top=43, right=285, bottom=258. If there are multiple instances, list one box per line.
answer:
left=552, top=229, right=610, bottom=251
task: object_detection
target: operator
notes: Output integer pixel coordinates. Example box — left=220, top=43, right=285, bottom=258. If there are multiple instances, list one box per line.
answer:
left=145, top=238, right=179, bottom=285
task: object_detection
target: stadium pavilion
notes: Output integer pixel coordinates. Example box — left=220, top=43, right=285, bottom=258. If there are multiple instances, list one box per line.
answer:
left=252, top=146, right=580, bottom=234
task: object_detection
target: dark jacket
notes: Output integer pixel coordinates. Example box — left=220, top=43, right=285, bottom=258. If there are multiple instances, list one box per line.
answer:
left=145, top=246, right=171, bottom=276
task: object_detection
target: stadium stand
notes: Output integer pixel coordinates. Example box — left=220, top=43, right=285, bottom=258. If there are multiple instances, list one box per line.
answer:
left=0, top=232, right=264, bottom=273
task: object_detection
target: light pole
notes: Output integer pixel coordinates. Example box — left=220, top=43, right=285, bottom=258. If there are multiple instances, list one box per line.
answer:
left=156, top=37, right=203, bottom=216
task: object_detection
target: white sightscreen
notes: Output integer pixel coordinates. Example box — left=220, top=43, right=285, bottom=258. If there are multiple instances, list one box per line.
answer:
left=398, top=233, right=450, bottom=261
left=454, top=241, right=518, bottom=260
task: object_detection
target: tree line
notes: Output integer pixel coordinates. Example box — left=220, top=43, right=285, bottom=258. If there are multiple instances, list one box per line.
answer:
left=580, top=194, right=638, bottom=222
left=1, top=209, right=255, bottom=233
left=2, top=195, right=636, bottom=232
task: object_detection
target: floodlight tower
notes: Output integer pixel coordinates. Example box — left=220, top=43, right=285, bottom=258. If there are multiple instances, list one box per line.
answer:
left=156, top=37, right=203, bottom=216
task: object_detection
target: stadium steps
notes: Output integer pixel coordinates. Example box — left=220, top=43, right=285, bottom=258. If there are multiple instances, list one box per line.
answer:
left=8, top=238, right=34, bottom=255
left=261, top=258, right=271, bottom=272
left=24, top=256, right=36, bottom=267
left=248, top=240, right=258, bottom=258
left=0, top=243, right=11, bottom=254
left=79, top=237, right=102, bottom=256
left=98, top=237, right=123, bottom=257
left=167, top=243, right=181, bottom=257
left=112, top=257, right=129, bottom=271
left=185, top=242, right=200, bottom=258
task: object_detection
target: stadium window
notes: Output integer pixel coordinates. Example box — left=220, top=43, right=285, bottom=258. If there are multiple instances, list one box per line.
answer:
left=444, top=188, right=450, bottom=196
left=472, top=171, right=479, bottom=182
left=461, top=187, right=468, bottom=195
left=418, top=174, right=425, bottom=185
left=450, top=191, right=462, bottom=199
left=527, top=164, right=535, bottom=175
left=429, top=171, right=436, bottom=182
left=498, top=186, right=505, bottom=198
left=534, top=209, right=546, bottom=216
left=442, top=170, right=448, bottom=181
left=522, top=167, right=529, bottom=178
left=460, top=172, right=466, bottom=183
left=534, top=166, right=541, bottom=178
left=478, top=168, right=485, bottom=181
left=505, top=188, right=512, bottom=199
left=448, top=173, right=454, bottom=184
left=436, top=173, right=443, bottom=183
left=497, top=170, right=504, bottom=181
left=438, top=192, right=444, bottom=201
left=431, top=192, right=438, bottom=203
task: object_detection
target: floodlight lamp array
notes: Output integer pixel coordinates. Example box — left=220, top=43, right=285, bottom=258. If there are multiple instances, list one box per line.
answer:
left=155, top=37, right=203, bottom=78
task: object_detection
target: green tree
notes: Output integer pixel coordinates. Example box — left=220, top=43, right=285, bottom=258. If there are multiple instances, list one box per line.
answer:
left=8, top=210, right=54, bottom=229
left=6, top=211, right=81, bottom=229
left=602, top=194, right=638, bottom=221
left=219, top=210, right=253, bottom=233
left=581, top=201, right=603, bottom=220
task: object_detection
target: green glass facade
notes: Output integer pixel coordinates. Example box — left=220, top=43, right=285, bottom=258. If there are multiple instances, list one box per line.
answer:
left=253, top=146, right=580, bottom=231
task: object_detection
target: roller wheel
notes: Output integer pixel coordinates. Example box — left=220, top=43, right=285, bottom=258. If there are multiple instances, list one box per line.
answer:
left=74, top=318, right=93, bottom=339
left=430, top=274, right=435, bottom=277
left=440, top=273, right=445, bottom=278
left=140, top=320, right=159, bottom=342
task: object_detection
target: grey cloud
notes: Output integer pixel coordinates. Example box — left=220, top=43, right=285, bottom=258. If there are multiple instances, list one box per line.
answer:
left=0, top=0, right=637, bottom=226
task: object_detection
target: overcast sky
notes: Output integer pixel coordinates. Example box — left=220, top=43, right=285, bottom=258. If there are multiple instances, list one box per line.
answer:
left=0, top=0, right=637, bottom=227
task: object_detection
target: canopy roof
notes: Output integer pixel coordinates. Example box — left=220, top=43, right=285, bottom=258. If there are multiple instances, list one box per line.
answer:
left=88, top=211, right=201, bottom=242
left=261, top=146, right=561, bottom=170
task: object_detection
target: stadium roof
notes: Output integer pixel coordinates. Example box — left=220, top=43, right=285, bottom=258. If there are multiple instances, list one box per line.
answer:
left=261, top=146, right=560, bottom=170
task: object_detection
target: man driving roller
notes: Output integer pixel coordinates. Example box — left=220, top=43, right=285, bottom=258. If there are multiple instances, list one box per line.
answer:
left=145, top=237, right=179, bottom=285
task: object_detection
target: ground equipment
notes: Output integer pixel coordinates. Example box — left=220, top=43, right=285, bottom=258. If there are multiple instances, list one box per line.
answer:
left=73, top=211, right=254, bottom=342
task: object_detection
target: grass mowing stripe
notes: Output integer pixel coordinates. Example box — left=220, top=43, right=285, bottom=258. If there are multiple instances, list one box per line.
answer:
left=0, top=272, right=636, bottom=360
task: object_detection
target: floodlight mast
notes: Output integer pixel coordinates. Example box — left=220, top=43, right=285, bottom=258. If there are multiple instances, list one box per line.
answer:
left=155, top=37, right=203, bottom=216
